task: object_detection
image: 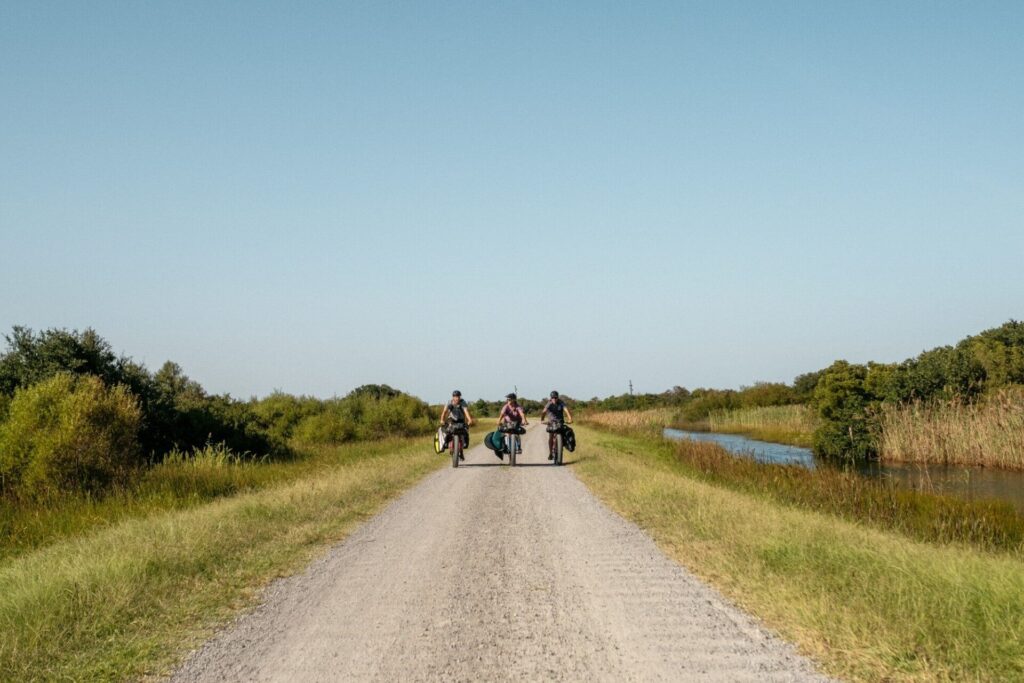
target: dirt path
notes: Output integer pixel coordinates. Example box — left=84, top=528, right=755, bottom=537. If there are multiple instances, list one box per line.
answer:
left=170, top=423, right=830, bottom=682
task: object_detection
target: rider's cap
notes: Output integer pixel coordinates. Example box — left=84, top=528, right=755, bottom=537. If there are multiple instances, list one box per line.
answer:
left=550, top=390, right=559, bottom=398
left=506, top=392, right=517, bottom=400
left=452, top=390, right=461, bottom=397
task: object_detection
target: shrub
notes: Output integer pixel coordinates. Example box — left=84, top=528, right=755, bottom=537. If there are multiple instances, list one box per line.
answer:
left=0, top=374, right=142, bottom=499
left=811, top=361, right=877, bottom=462
left=293, top=410, right=357, bottom=445
left=249, top=391, right=321, bottom=443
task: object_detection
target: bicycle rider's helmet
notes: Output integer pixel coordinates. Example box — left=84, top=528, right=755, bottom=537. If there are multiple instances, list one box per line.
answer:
left=550, top=390, right=560, bottom=399
left=452, top=390, right=461, bottom=397
left=506, top=392, right=517, bottom=401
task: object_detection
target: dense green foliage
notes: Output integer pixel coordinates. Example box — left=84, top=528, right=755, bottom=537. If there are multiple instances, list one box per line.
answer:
left=0, top=328, right=437, bottom=502
left=578, top=383, right=799, bottom=423
left=810, top=321, right=1024, bottom=462
left=582, top=320, right=1024, bottom=463
left=0, top=327, right=280, bottom=458
left=0, top=374, right=142, bottom=499
left=274, top=385, right=435, bottom=445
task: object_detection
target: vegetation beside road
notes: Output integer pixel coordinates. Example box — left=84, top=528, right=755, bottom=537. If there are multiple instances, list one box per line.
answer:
left=704, top=404, right=815, bottom=447
left=571, top=424, right=1024, bottom=681
left=0, top=437, right=445, bottom=681
left=579, top=321, right=1024, bottom=468
left=878, top=388, right=1024, bottom=469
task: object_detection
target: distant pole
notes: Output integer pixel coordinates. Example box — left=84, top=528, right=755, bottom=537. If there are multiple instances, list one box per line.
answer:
left=629, top=380, right=633, bottom=395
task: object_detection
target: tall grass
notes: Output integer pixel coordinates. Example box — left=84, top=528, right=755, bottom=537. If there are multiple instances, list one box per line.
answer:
left=588, top=414, right=1024, bottom=553
left=706, top=404, right=816, bottom=447
left=584, top=408, right=678, bottom=435
left=879, top=388, right=1024, bottom=469
left=0, top=438, right=444, bottom=681
left=572, top=425, right=1024, bottom=681
left=0, top=438, right=425, bottom=561
left=667, top=436, right=1023, bottom=553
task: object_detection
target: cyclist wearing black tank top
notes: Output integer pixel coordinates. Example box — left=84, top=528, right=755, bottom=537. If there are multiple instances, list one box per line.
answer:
left=540, top=390, right=573, bottom=460
left=440, top=390, right=474, bottom=457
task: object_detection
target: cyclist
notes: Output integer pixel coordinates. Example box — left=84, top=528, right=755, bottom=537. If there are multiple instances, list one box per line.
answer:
left=497, top=392, right=528, bottom=454
left=439, top=390, right=474, bottom=459
left=540, top=390, right=573, bottom=460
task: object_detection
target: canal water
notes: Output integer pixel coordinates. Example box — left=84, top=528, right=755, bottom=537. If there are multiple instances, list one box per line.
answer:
left=664, top=428, right=1024, bottom=514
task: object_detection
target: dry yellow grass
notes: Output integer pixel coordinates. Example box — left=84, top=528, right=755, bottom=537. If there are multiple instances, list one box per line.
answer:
left=879, top=389, right=1024, bottom=470
left=584, top=408, right=678, bottom=433
left=707, top=405, right=816, bottom=447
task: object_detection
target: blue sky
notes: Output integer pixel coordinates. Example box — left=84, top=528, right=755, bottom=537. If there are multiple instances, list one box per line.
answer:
left=2, top=1, right=1022, bottom=402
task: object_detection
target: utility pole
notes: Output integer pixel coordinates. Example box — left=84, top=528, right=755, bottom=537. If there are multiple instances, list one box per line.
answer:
left=629, top=380, right=633, bottom=395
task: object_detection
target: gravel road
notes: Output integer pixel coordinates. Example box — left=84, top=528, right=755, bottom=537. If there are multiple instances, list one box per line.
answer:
left=170, top=423, right=830, bottom=682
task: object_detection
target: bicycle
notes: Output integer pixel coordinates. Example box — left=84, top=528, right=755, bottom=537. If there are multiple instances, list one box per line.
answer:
left=545, top=418, right=568, bottom=466
left=499, top=420, right=522, bottom=466
left=445, top=420, right=467, bottom=468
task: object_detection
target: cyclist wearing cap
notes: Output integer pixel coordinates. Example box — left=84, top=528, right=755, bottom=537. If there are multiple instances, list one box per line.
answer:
left=440, top=390, right=474, bottom=458
left=540, top=390, right=573, bottom=460
left=498, top=393, right=529, bottom=455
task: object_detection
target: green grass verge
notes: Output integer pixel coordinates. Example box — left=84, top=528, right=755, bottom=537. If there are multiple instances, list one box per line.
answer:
left=0, top=437, right=447, bottom=681
left=570, top=425, right=1024, bottom=682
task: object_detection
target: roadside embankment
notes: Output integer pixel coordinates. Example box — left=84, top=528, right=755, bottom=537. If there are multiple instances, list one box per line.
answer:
left=0, top=437, right=446, bottom=681
left=572, top=424, right=1024, bottom=681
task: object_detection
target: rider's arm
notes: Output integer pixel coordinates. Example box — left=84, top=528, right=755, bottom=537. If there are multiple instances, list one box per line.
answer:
left=564, top=406, right=574, bottom=423
left=440, top=404, right=450, bottom=423
left=519, top=407, right=529, bottom=425
left=464, top=407, right=474, bottom=426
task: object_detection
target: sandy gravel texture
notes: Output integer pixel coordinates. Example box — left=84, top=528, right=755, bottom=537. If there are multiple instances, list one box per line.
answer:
left=170, top=423, right=831, bottom=682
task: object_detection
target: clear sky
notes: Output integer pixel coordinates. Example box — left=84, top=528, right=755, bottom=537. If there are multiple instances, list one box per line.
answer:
left=2, top=1, right=1022, bottom=403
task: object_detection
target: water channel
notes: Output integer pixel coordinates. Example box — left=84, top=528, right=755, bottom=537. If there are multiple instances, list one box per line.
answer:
left=664, top=428, right=1024, bottom=514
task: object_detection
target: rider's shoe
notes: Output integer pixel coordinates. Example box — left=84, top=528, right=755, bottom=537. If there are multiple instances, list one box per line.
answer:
left=548, top=452, right=554, bottom=461
left=459, top=452, right=465, bottom=461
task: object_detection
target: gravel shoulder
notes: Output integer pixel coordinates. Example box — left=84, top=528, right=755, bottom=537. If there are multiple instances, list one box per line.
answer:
left=170, top=423, right=831, bottom=682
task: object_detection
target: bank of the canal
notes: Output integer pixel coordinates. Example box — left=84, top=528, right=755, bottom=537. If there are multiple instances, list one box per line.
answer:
left=665, top=428, right=1024, bottom=514
left=574, top=425, right=1024, bottom=682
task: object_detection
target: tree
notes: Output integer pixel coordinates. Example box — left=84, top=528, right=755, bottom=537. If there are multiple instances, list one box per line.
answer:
left=811, top=361, right=877, bottom=462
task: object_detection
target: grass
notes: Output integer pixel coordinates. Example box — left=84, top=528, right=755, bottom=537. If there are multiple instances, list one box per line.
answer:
left=0, top=436, right=449, bottom=681
left=879, top=389, right=1024, bottom=470
left=0, top=439, right=416, bottom=561
left=585, top=408, right=679, bottom=435
left=585, top=406, right=816, bottom=449
left=570, top=424, right=1024, bottom=681
left=706, top=404, right=816, bottom=447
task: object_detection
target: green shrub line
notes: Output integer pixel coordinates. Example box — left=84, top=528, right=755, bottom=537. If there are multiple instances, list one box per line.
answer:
left=588, top=422, right=1024, bottom=555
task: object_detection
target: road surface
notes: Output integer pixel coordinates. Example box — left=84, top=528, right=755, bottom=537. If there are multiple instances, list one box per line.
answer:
left=170, top=423, right=829, bottom=682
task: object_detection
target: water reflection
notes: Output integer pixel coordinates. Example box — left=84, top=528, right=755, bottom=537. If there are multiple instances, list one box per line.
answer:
left=664, top=428, right=816, bottom=468
left=663, top=428, right=1024, bottom=514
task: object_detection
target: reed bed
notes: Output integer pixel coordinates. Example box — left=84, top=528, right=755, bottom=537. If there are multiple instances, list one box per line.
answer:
left=879, top=389, right=1024, bottom=470
left=584, top=408, right=678, bottom=435
left=588, top=419, right=1024, bottom=553
left=668, top=437, right=1023, bottom=553
left=707, top=404, right=816, bottom=447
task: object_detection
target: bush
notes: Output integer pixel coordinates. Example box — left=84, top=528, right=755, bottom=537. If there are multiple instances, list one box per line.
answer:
left=0, top=374, right=142, bottom=499
left=293, top=410, right=357, bottom=445
left=811, top=361, right=877, bottom=462
left=249, top=391, right=322, bottom=443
